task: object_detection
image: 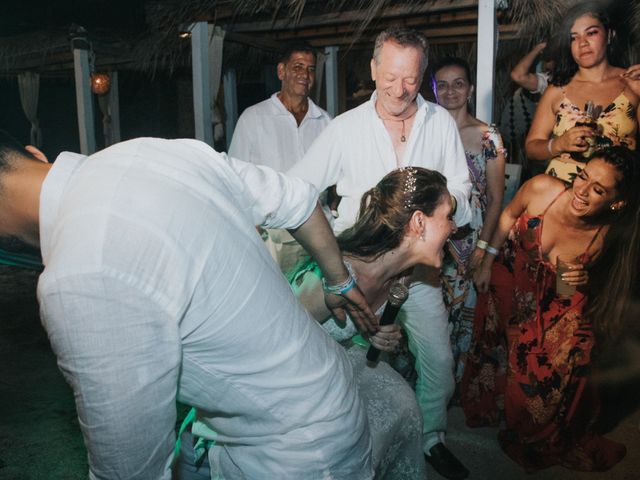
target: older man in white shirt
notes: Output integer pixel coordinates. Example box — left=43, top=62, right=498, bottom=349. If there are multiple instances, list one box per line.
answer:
left=229, top=42, right=332, bottom=273
left=289, top=27, right=472, bottom=480
left=0, top=130, right=376, bottom=479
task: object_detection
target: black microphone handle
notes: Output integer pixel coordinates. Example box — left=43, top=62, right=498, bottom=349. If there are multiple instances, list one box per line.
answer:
left=366, top=282, right=409, bottom=362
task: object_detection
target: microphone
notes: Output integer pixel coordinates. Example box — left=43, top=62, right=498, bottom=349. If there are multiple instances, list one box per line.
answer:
left=366, top=280, right=409, bottom=363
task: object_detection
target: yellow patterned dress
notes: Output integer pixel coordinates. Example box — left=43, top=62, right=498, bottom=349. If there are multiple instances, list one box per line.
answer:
left=545, top=91, right=637, bottom=182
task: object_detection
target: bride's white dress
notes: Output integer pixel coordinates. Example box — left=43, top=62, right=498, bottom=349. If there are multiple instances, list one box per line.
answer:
left=323, top=318, right=426, bottom=479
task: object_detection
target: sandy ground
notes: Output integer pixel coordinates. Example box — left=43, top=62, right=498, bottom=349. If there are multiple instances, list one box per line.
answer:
left=1, top=265, right=638, bottom=479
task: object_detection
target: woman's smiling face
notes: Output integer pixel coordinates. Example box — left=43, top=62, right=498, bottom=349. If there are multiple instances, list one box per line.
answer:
left=570, top=158, right=622, bottom=217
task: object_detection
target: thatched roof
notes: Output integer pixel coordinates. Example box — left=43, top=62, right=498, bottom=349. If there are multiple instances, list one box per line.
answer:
left=1, top=0, right=638, bottom=77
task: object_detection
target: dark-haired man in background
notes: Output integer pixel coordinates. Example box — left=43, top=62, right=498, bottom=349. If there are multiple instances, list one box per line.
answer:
left=230, top=42, right=332, bottom=273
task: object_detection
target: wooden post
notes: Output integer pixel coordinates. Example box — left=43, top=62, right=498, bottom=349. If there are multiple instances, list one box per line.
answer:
left=476, top=0, right=497, bottom=123
left=191, top=21, right=213, bottom=145
left=324, top=46, right=339, bottom=117
left=72, top=43, right=96, bottom=154
left=224, top=68, right=238, bottom=150
left=109, top=71, right=121, bottom=144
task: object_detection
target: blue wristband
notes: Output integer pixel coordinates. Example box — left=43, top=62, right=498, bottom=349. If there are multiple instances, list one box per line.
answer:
left=323, top=274, right=356, bottom=296
left=323, top=260, right=357, bottom=295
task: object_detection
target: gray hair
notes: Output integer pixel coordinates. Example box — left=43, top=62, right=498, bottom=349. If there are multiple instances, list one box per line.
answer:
left=372, top=27, right=429, bottom=73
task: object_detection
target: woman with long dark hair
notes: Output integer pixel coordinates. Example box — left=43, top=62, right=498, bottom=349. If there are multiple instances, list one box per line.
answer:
left=432, top=56, right=506, bottom=383
left=525, top=1, right=640, bottom=183
left=463, top=146, right=640, bottom=471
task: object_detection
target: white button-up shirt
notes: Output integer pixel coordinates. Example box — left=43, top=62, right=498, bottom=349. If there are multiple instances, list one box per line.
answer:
left=288, top=93, right=472, bottom=233
left=229, top=93, right=331, bottom=172
left=37, top=138, right=372, bottom=479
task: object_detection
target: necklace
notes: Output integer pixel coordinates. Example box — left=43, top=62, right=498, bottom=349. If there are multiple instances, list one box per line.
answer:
left=377, top=107, right=418, bottom=143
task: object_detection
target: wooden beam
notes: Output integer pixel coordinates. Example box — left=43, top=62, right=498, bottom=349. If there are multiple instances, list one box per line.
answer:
left=224, top=31, right=284, bottom=52
left=294, top=23, right=519, bottom=47
left=262, top=10, right=480, bottom=42
left=226, top=0, right=479, bottom=33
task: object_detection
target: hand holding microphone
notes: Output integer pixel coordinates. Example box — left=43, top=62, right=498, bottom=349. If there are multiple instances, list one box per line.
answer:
left=366, top=280, right=409, bottom=363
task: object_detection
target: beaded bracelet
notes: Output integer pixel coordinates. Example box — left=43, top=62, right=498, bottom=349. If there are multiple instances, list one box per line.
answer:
left=323, top=261, right=357, bottom=296
left=485, top=244, right=500, bottom=256
left=476, top=240, right=489, bottom=250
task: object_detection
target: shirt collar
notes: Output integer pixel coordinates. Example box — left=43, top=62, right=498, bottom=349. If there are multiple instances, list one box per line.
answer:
left=39, top=151, right=87, bottom=264
left=367, top=91, right=430, bottom=122
left=270, top=92, right=323, bottom=120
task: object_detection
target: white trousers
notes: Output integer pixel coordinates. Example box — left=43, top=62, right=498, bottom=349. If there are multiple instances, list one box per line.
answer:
left=399, top=267, right=455, bottom=453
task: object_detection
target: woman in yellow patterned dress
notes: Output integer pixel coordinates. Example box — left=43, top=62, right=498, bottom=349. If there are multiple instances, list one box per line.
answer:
left=525, top=1, right=640, bottom=183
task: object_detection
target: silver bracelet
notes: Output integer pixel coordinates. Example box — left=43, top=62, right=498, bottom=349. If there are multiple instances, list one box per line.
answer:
left=485, top=244, right=499, bottom=256
left=547, top=138, right=555, bottom=156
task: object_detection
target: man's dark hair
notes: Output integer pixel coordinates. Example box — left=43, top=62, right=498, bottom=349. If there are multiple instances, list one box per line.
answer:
left=0, top=129, right=34, bottom=171
left=279, top=41, right=317, bottom=64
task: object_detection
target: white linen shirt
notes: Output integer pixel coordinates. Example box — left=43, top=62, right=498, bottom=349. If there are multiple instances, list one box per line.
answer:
left=229, top=93, right=331, bottom=172
left=37, top=138, right=372, bottom=480
left=288, top=93, right=472, bottom=233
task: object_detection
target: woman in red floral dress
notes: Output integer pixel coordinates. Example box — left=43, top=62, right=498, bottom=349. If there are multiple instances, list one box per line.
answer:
left=462, top=146, right=640, bottom=471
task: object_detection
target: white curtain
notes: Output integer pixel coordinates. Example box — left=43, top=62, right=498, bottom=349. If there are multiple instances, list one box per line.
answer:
left=208, top=25, right=226, bottom=143
left=18, top=72, right=42, bottom=147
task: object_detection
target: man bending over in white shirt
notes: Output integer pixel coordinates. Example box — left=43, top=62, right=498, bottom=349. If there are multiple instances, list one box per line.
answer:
left=0, top=130, right=377, bottom=480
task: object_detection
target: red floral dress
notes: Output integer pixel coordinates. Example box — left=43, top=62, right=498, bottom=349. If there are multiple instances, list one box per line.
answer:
left=460, top=191, right=626, bottom=472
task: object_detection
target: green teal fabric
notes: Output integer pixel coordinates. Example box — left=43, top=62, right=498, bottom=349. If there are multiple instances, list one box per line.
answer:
left=173, top=407, right=216, bottom=467
left=0, top=249, right=43, bottom=271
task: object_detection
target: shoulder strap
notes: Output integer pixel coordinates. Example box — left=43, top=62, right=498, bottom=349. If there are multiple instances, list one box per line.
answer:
left=541, top=186, right=568, bottom=215
left=583, top=225, right=605, bottom=259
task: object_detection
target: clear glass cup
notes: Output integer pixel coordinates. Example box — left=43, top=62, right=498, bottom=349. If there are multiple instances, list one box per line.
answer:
left=556, top=254, right=581, bottom=297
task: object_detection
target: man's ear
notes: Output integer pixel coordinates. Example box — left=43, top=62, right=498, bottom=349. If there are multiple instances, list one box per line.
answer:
left=277, top=62, right=286, bottom=81
left=25, top=145, right=49, bottom=163
left=370, top=58, right=377, bottom=82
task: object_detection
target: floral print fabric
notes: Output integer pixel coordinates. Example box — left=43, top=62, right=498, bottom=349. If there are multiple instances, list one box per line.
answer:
left=460, top=198, right=626, bottom=471
left=442, top=126, right=504, bottom=383
left=546, top=91, right=637, bottom=182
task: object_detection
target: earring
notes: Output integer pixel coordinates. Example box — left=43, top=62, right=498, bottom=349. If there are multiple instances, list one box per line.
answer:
left=610, top=205, right=617, bottom=211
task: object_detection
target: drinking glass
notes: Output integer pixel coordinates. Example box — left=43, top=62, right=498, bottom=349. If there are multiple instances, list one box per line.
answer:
left=556, top=254, right=581, bottom=297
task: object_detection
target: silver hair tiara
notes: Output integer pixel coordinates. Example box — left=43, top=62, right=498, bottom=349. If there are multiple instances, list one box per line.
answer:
left=400, top=166, right=418, bottom=209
